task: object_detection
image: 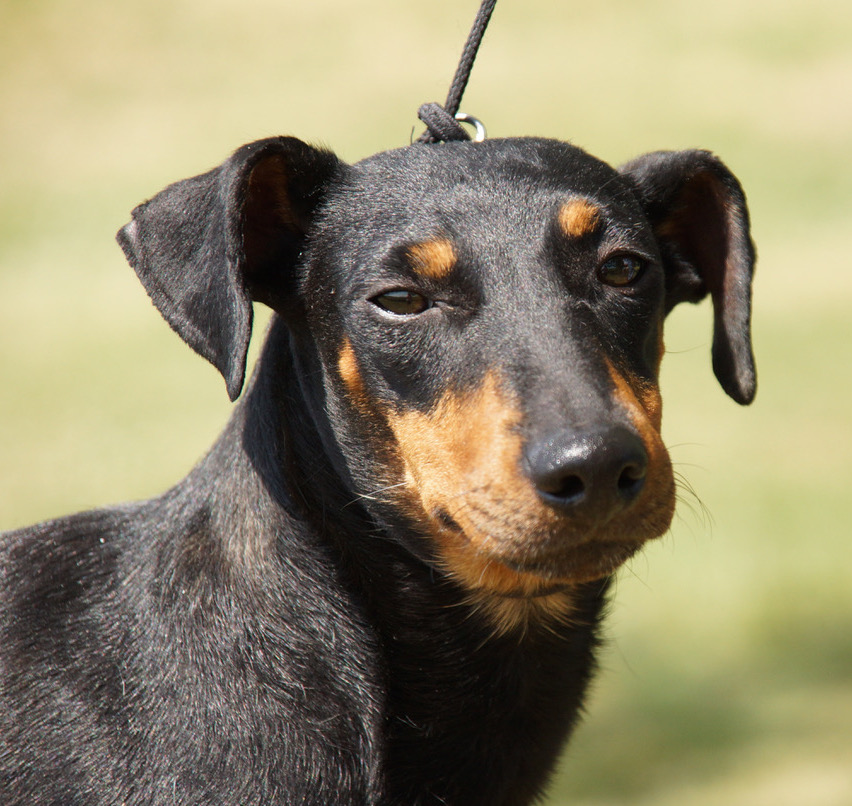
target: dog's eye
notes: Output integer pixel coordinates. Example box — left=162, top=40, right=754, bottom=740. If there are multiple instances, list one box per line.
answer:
left=371, top=290, right=433, bottom=315
left=598, top=255, right=645, bottom=287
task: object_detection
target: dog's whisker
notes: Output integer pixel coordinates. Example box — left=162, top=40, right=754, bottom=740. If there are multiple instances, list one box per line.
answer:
left=342, top=481, right=409, bottom=507
left=672, top=469, right=713, bottom=530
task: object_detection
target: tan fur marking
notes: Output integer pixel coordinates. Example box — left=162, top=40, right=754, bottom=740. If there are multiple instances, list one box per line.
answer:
left=468, top=588, right=578, bottom=638
left=407, top=239, right=457, bottom=280
left=606, top=360, right=675, bottom=530
left=654, top=322, right=666, bottom=378
left=384, top=374, right=585, bottom=633
left=386, top=374, right=559, bottom=591
left=338, top=337, right=366, bottom=402
left=607, top=361, right=663, bottom=432
left=558, top=199, right=602, bottom=239
left=382, top=367, right=675, bottom=634
left=386, top=371, right=527, bottom=542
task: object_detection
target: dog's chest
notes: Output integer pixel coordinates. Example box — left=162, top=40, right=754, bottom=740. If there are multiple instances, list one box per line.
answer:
left=362, top=576, right=608, bottom=805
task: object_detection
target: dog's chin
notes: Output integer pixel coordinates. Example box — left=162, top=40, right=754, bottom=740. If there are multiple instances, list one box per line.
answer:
left=441, top=539, right=642, bottom=636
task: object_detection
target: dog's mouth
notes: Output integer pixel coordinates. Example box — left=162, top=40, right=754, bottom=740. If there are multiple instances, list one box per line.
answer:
left=496, top=539, right=644, bottom=588
left=434, top=507, right=463, bottom=532
left=429, top=505, right=647, bottom=597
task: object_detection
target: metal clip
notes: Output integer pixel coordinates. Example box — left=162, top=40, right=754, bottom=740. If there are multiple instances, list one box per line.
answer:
left=454, top=112, right=487, bottom=142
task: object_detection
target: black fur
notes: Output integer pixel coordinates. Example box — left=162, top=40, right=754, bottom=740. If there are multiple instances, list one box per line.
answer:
left=0, top=136, right=755, bottom=805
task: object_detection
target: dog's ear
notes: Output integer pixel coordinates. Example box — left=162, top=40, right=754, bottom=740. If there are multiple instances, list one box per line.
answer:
left=619, top=150, right=756, bottom=405
left=117, top=137, right=342, bottom=401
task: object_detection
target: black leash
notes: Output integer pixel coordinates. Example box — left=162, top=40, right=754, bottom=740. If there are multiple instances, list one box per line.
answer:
left=417, top=0, right=497, bottom=144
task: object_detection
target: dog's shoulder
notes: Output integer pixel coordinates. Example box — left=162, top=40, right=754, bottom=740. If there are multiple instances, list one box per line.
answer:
left=1, top=505, right=136, bottom=634
left=0, top=485, right=385, bottom=803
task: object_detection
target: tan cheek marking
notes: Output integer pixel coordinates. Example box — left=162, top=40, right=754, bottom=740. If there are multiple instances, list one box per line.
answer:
left=558, top=198, right=602, bottom=239
left=606, top=359, right=664, bottom=444
left=407, top=238, right=457, bottom=279
left=337, top=337, right=367, bottom=403
left=606, top=360, right=675, bottom=536
left=634, top=371, right=663, bottom=432
left=386, top=372, right=524, bottom=525
left=655, top=321, right=666, bottom=378
left=385, top=373, right=552, bottom=576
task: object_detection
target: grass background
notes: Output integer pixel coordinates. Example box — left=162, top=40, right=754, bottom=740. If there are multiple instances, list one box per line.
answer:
left=1, top=0, right=850, bottom=803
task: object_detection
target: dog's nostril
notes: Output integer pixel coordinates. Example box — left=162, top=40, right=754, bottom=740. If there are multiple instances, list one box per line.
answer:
left=539, top=474, right=585, bottom=504
left=617, top=462, right=646, bottom=501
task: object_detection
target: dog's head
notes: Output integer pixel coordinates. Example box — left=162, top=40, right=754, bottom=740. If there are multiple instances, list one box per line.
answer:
left=119, top=136, right=754, bottom=616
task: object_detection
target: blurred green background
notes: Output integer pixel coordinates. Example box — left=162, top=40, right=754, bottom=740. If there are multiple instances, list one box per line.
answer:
left=1, top=0, right=850, bottom=803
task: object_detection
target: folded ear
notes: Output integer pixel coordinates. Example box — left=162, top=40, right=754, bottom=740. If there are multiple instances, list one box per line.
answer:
left=619, top=150, right=756, bottom=405
left=117, top=136, right=342, bottom=401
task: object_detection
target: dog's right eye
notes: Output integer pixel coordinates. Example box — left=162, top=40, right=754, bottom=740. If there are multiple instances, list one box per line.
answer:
left=370, top=290, right=433, bottom=316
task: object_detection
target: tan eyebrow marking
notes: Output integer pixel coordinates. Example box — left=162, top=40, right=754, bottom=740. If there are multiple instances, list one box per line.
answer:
left=407, top=238, right=457, bottom=279
left=558, top=198, right=603, bottom=239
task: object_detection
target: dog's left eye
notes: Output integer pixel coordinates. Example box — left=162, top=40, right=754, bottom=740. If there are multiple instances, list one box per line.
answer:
left=371, top=290, right=433, bottom=315
left=598, top=255, right=645, bottom=287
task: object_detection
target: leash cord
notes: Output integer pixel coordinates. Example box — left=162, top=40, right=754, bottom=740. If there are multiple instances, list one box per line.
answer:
left=417, top=0, right=497, bottom=144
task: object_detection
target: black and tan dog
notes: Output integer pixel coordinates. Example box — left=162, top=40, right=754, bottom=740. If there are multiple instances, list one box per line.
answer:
left=0, top=135, right=755, bottom=805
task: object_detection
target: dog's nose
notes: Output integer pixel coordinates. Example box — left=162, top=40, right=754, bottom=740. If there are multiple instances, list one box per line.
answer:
left=524, top=426, right=648, bottom=516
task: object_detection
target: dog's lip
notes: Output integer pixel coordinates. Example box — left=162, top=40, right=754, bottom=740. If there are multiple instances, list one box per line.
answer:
left=429, top=506, right=646, bottom=593
left=476, top=538, right=644, bottom=590
left=500, top=540, right=643, bottom=581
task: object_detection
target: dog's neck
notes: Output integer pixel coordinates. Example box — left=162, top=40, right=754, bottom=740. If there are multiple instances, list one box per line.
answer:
left=239, top=317, right=371, bottom=531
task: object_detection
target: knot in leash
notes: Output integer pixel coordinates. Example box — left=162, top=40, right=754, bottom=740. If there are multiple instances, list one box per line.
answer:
left=417, top=0, right=497, bottom=144
left=417, top=104, right=487, bottom=143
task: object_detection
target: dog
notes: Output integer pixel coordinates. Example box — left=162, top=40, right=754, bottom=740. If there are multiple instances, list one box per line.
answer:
left=0, top=135, right=755, bottom=805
